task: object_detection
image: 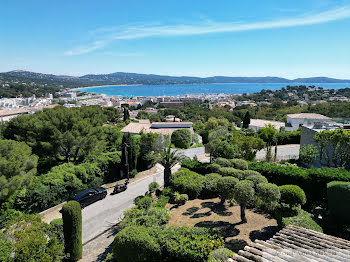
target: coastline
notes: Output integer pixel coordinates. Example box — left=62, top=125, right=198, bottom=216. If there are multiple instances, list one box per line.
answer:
left=71, top=84, right=143, bottom=91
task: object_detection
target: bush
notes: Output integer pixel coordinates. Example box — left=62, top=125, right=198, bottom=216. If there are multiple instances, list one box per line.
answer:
left=208, top=247, right=235, bottom=262
left=209, top=163, right=222, bottom=173
left=218, top=167, right=246, bottom=179
left=137, top=196, right=154, bottom=210
left=153, top=195, right=170, bottom=208
left=161, top=187, right=173, bottom=198
left=113, top=226, right=162, bottom=262
left=215, top=158, right=232, bottom=167
left=202, top=173, right=222, bottom=197
left=327, top=181, right=350, bottom=224
left=157, top=226, right=223, bottom=262
left=300, top=144, right=318, bottom=165
left=243, top=170, right=261, bottom=177
left=171, top=129, right=192, bottom=149
left=133, top=195, right=144, bottom=205
left=230, top=159, right=248, bottom=170
left=277, top=207, right=323, bottom=232
left=62, top=201, right=82, bottom=261
left=279, top=185, right=306, bottom=207
left=172, top=168, right=204, bottom=199
left=217, top=177, right=239, bottom=202
left=181, top=159, right=213, bottom=174
left=50, top=218, right=64, bottom=244
left=174, top=192, right=188, bottom=205
left=248, top=161, right=350, bottom=207
left=129, top=169, right=138, bottom=178
left=233, top=180, right=255, bottom=205
left=246, top=175, right=268, bottom=187
left=257, top=183, right=280, bottom=203
left=149, top=182, right=160, bottom=193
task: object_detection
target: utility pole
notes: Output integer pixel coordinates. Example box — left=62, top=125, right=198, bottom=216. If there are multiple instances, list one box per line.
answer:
left=124, top=142, right=130, bottom=181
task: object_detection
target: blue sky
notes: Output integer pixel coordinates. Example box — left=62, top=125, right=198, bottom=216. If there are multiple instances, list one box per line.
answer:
left=1, top=0, right=350, bottom=78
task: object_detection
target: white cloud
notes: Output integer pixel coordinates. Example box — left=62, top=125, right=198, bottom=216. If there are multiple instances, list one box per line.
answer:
left=65, top=5, right=350, bottom=56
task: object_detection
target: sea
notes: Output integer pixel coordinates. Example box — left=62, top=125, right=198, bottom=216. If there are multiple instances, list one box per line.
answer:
left=75, top=83, right=350, bottom=97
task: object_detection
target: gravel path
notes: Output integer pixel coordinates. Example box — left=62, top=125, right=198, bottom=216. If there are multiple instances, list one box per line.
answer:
left=256, top=144, right=300, bottom=161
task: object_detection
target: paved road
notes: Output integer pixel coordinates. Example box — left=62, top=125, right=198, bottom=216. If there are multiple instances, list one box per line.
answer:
left=256, top=144, right=300, bottom=161
left=82, top=164, right=179, bottom=243
left=172, top=146, right=205, bottom=158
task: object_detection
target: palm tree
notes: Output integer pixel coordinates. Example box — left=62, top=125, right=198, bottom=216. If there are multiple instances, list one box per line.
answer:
left=156, top=145, right=184, bottom=187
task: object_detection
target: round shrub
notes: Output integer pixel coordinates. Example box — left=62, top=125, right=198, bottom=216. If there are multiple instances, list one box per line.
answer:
left=161, top=187, right=173, bottom=197
left=134, top=195, right=145, bottom=205
left=172, top=168, right=204, bottom=199
left=174, top=192, right=189, bottom=205
left=243, top=170, right=261, bottom=177
left=137, top=196, right=154, bottom=210
left=233, top=180, right=255, bottom=205
left=246, top=174, right=268, bottom=187
left=202, top=173, right=222, bottom=197
left=209, top=163, right=221, bottom=173
left=279, top=185, right=306, bottom=207
left=171, top=129, right=192, bottom=149
left=149, top=182, right=160, bottom=193
left=153, top=195, right=170, bottom=208
left=218, top=167, right=246, bottom=179
left=214, top=158, right=232, bottom=167
left=62, top=201, right=82, bottom=261
left=113, top=226, right=161, bottom=262
left=230, top=159, right=248, bottom=170
left=256, top=183, right=281, bottom=203
left=217, top=177, right=239, bottom=202
left=208, top=247, right=235, bottom=262
left=148, top=207, right=171, bottom=224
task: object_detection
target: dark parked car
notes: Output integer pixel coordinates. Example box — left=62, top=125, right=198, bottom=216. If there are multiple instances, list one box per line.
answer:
left=69, top=188, right=107, bottom=208
left=112, top=183, right=127, bottom=194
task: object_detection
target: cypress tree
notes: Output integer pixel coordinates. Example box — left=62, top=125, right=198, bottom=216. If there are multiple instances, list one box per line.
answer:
left=62, top=201, right=82, bottom=261
left=242, top=111, right=251, bottom=129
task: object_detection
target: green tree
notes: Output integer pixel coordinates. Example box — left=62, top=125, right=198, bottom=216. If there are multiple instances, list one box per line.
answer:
left=0, top=139, right=38, bottom=205
left=258, top=124, right=278, bottom=162
left=154, top=145, right=184, bottom=187
left=123, top=107, right=130, bottom=121
left=299, top=144, right=319, bottom=165
left=3, top=214, right=64, bottom=262
left=0, top=232, right=12, bottom=262
left=137, top=110, right=150, bottom=119
left=217, top=177, right=239, bottom=204
left=62, top=201, right=82, bottom=261
left=233, top=180, right=255, bottom=223
left=234, top=136, right=265, bottom=161
left=171, top=129, right=192, bottom=149
left=242, top=111, right=251, bottom=129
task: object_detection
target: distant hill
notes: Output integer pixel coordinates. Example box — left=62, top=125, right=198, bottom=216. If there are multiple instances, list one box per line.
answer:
left=1, top=70, right=350, bottom=89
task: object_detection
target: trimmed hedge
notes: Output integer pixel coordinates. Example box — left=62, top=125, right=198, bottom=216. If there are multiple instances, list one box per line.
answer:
left=279, top=185, right=306, bottom=207
left=246, top=175, right=268, bottom=187
left=215, top=158, right=232, bottom=167
left=62, top=201, right=82, bottom=261
left=208, top=248, right=235, bottom=262
left=113, top=226, right=223, bottom=262
left=217, top=177, right=239, bottom=202
left=202, top=173, right=222, bottom=197
left=277, top=208, right=323, bottom=233
left=230, top=159, right=248, bottom=170
left=327, top=181, right=350, bottom=224
left=218, top=167, right=246, bottom=180
left=248, top=161, right=350, bottom=206
left=181, top=159, right=213, bottom=174
left=113, top=226, right=162, bottom=262
left=172, top=168, right=204, bottom=199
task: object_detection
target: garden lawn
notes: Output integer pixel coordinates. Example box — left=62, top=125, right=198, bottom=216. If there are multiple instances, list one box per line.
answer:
left=167, top=197, right=278, bottom=252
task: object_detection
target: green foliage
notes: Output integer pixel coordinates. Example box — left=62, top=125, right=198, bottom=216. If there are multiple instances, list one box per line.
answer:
left=50, top=218, right=64, bottom=245
left=171, top=168, right=204, bottom=199
left=149, top=182, right=160, bottom=193
left=3, top=106, right=108, bottom=168
left=248, top=161, right=350, bottom=206
left=256, top=183, right=280, bottom=203
left=234, top=136, right=265, bottom=161
left=181, top=158, right=213, bottom=174
left=230, top=159, right=248, bottom=170
left=208, top=139, right=237, bottom=160
left=278, top=208, right=323, bottom=232
left=300, top=144, right=319, bottom=165
left=3, top=214, right=64, bottom=262
left=208, top=247, right=235, bottom=262
left=202, top=173, right=222, bottom=197
left=0, top=139, right=38, bottom=204
left=136, top=196, right=154, bottom=210
left=136, top=110, right=150, bottom=119
left=113, top=225, right=223, bottom=262
left=279, top=185, right=306, bottom=207
left=233, top=180, right=255, bottom=205
left=218, top=167, right=246, bottom=180
left=113, top=226, right=162, bottom=262
left=246, top=174, right=268, bottom=188
left=62, top=201, right=82, bottom=261
left=327, top=181, right=350, bottom=224
left=174, top=192, right=188, bottom=205
left=242, top=111, right=251, bottom=129
left=217, top=177, right=239, bottom=202
left=171, top=129, right=192, bottom=149
left=0, top=232, right=12, bottom=262
left=214, top=158, right=232, bottom=167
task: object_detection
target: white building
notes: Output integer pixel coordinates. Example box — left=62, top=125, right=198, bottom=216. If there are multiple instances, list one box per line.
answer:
left=248, top=119, right=285, bottom=131
left=286, top=113, right=332, bottom=131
